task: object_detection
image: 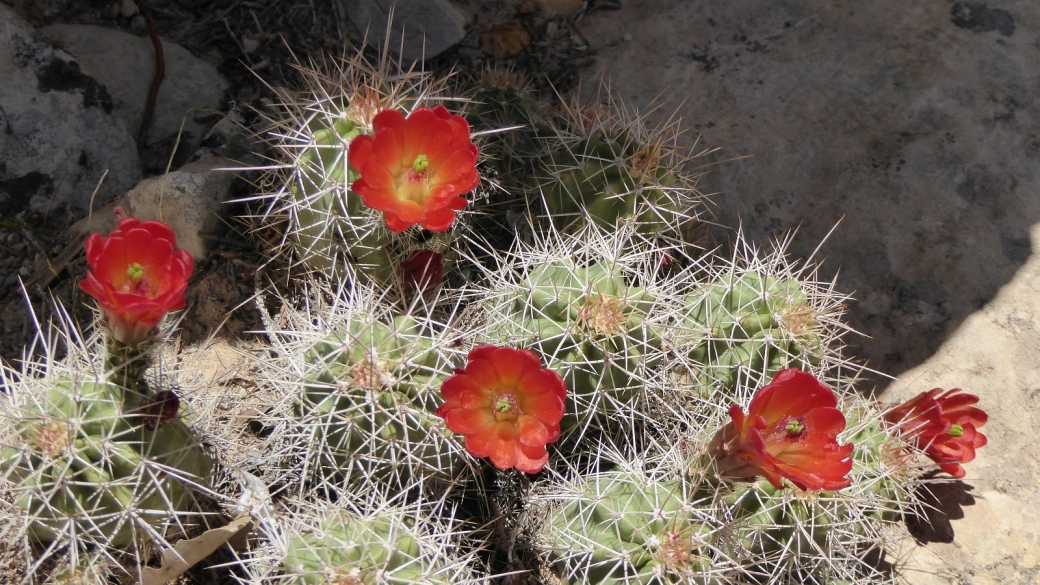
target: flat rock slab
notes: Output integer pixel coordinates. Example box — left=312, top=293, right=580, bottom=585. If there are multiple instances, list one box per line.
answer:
left=577, top=0, right=1040, bottom=381
left=40, top=24, right=229, bottom=173
left=0, top=4, right=141, bottom=217
left=883, top=223, right=1040, bottom=584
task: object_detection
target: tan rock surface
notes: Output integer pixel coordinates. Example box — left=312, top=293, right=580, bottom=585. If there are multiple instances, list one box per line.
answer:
left=885, top=223, right=1040, bottom=584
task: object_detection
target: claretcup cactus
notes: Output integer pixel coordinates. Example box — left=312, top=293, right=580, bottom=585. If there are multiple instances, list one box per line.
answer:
left=525, top=445, right=721, bottom=585
left=691, top=378, right=916, bottom=584
left=670, top=234, right=853, bottom=407
left=255, top=45, right=457, bottom=284
left=0, top=373, right=212, bottom=548
left=466, top=223, right=679, bottom=442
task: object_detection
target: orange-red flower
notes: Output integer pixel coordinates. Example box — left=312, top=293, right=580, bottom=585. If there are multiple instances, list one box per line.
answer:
left=79, top=217, right=193, bottom=345
left=884, top=388, right=987, bottom=478
left=707, top=369, right=854, bottom=491
left=348, top=106, right=479, bottom=232
left=436, top=346, right=566, bottom=474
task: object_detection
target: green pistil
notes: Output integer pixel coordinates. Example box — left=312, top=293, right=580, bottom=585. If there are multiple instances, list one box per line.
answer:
left=785, top=420, right=805, bottom=436
left=949, top=424, right=964, bottom=437
left=126, top=263, right=145, bottom=283
left=495, top=395, right=514, bottom=413
left=412, top=154, right=429, bottom=173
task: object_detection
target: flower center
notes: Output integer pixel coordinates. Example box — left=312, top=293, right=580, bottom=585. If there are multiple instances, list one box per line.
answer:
left=949, top=424, right=964, bottom=437
left=127, top=263, right=145, bottom=283
left=412, top=154, right=429, bottom=173
left=494, top=393, right=520, bottom=421
left=785, top=419, right=805, bottom=437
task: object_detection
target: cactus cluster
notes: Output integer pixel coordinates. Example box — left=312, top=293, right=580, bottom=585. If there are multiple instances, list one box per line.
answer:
left=0, top=35, right=975, bottom=585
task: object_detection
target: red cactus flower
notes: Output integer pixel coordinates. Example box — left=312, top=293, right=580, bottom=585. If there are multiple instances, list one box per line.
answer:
left=400, top=249, right=444, bottom=294
left=436, top=346, right=566, bottom=474
left=79, top=217, right=193, bottom=345
left=884, top=388, right=987, bottom=478
left=348, top=106, right=479, bottom=232
left=707, top=369, right=854, bottom=491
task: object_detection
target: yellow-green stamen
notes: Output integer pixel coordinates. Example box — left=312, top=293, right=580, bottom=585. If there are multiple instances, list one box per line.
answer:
left=412, top=154, right=429, bottom=173
left=785, top=420, right=804, bottom=436
left=495, top=395, right=515, bottom=413
left=949, top=424, right=964, bottom=437
left=126, top=263, right=145, bottom=283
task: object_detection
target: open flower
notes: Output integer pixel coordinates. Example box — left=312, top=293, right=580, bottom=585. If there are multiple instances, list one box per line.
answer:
left=884, top=388, right=987, bottom=478
left=79, top=217, right=193, bottom=345
left=436, top=346, right=566, bottom=474
left=707, top=369, right=854, bottom=491
left=348, top=106, right=479, bottom=232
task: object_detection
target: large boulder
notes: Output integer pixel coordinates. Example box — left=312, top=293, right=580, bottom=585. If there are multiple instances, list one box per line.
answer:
left=0, top=4, right=141, bottom=218
left=40, top=24, right=230, bottom=173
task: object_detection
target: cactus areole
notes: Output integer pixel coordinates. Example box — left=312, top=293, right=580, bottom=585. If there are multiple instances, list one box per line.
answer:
left=884, top=387, right=987, bottom=478
left=708, top=368, right=854, bottom=491
left=436, top=345, right=566, bottom=473
left=348, top=106, right=479, bottom=232
left=78, top=216, right=193, bottom=345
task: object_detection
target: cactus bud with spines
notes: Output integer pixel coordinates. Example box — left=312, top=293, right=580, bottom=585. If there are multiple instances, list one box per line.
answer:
left=1, top=374, right=212, bottom=548
left=270, top=280, right=468, bottom=495
left=281, top=504, right=479, bottom=585
left=534, top=85, right=704, bottom=233
left=526, top=446, right=719, bottom=585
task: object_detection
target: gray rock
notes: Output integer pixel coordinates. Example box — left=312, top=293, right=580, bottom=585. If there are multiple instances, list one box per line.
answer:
left=0, top=4, right=141, bottom=217
left=187, top=106, right=263, bottom=167
left=347, top=0, right=470, bottom=62
left=577, top=0, right=1040, bottom=385
left=40, top=24, right=230, bottom=173
left=71, top=157, right=240, bottom=261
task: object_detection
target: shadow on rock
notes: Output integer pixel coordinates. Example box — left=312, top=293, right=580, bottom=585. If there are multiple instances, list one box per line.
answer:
left=906, top=476, right=976, bottom=544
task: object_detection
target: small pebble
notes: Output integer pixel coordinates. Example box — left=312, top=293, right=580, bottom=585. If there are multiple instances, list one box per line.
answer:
left=18, top=266, right=30, bottom=277
left=623, top=32, right=633, bottom=42
left=130, top=14, right=146, bottom=35
left=241, top=36, right=261, bottom=54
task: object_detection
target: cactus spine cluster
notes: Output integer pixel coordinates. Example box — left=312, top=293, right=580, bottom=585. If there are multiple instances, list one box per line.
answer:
left=281, top=504, right=476, bottom=584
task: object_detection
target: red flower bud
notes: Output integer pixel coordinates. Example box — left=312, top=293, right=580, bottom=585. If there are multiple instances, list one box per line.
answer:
left=348, top=106, right=479, bottom=232
left=400, top=250, right=444, bottom=294
left=884, top=388, right=987, bottom=478
left=708, top=369, right=854, bottom=491
left=78, top=217, right=193, bottom=345
left=436, top=346, right=566, bottom=474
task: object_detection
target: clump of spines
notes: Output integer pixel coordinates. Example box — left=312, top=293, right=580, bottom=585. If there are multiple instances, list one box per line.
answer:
left=279, top=501, right=480, bottom=585
left=665, top=231, right=855, bottom=414
left=532, top=83, right=708, bottom=233
left=0, top=307, right=214, bottom=581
